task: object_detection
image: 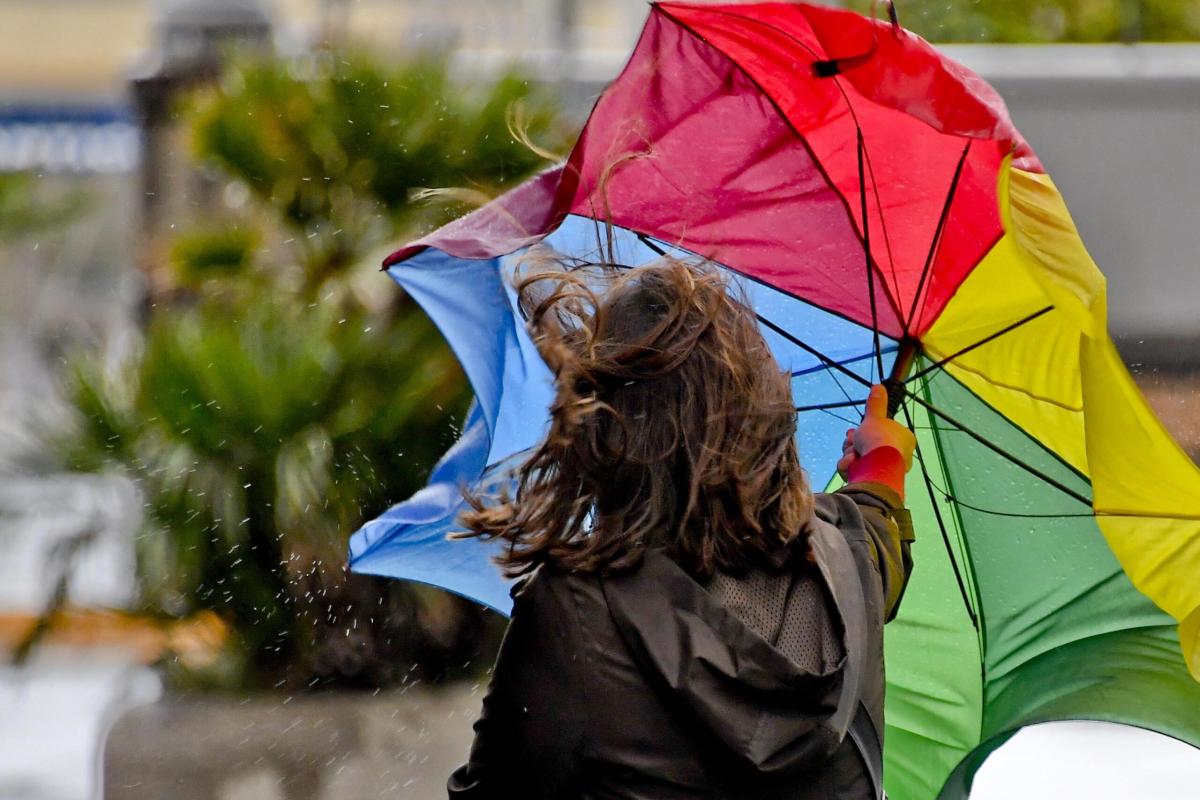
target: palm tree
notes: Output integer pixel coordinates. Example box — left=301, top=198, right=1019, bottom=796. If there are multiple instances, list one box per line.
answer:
left=62, top=54, right=569, bottom=688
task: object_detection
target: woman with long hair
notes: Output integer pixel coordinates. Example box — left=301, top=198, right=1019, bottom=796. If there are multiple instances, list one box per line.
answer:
left=448, top=255, right=916, bottom=799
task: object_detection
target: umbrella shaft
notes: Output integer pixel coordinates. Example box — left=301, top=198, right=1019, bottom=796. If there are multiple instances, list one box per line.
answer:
left=884, top=339, right=920, bottom=418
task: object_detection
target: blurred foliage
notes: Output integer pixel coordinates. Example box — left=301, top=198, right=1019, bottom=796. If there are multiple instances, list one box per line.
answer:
left=850, top=0, right=1200, bottom=42
left=169, top=226, right=258, bottom=286
left=0, top=174, right=93, bottom=659
left=0, top=173, right=88, bottom=241
left=189, top=54, right=563, bottom=290
left=65, top=299, right=477, bottom=686
left=61, top=54, right=569, bottom=689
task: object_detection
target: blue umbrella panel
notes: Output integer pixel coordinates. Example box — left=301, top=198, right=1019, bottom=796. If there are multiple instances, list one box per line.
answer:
left=349, top=215, right=897, bottom=615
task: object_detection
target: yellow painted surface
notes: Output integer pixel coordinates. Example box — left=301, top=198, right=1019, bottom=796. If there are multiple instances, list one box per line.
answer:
left=0, top=0, right=626, bottom=99
left=0, top=0, right=317, bottom=97
left=0, top=1, right=153, bottom=96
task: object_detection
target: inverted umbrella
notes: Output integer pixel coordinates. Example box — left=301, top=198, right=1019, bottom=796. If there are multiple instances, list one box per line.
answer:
left=349, top=3, right=1200, bottom=798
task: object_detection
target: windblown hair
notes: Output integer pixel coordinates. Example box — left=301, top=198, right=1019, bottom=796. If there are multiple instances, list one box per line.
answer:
left=460, top=253, right=813, bottom=580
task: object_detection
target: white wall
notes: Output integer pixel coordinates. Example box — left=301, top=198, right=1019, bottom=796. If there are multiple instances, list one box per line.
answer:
left=949, top=46, right=1200, bottom=347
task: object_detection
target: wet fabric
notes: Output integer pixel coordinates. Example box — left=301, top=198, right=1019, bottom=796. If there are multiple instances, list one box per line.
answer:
left=351, top=3, right=1200, bottom=797
left=446, top=489, right=910, bottom=800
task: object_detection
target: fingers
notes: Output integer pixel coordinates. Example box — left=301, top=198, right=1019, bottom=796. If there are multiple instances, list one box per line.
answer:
left=852, top=385, right=916, bottom=470
left=864, top=383, right=889, bottom=420
left=836, top=451, right=857, bottom=481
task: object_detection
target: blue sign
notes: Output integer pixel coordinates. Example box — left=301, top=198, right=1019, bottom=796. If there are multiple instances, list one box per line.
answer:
left=0, top=106, right=140, bottom=174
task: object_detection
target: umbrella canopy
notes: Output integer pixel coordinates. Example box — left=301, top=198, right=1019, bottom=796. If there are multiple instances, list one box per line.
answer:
left=349, top=3, right=1200, bottom=797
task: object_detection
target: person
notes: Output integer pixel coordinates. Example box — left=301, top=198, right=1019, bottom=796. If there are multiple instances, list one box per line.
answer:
left=447, top=257, right=916, bottom=799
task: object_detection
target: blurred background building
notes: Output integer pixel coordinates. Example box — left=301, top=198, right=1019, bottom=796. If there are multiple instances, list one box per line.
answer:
left=0, top=1, right=1197, bottom=799
left=5, top=0, right=1195, bottom=350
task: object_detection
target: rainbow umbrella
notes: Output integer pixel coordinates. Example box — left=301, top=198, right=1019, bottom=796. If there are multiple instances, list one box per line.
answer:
left=349, top=3, right=1200, bottom=797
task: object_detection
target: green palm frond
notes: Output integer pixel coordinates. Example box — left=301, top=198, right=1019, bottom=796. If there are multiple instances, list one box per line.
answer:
left=59, top=50, right=561, bottom=688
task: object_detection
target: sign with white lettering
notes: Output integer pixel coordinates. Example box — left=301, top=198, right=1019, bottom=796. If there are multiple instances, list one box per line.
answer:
left=0, top=107, right=139, bottom=174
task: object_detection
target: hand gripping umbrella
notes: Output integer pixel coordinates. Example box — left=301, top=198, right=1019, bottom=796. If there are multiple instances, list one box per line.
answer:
left=348, top=3, right=1200, bottom=797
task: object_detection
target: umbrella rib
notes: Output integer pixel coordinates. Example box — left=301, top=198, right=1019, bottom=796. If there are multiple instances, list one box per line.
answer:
left=901, top=401, right=980, bottom=629
left=633, top=232, right=891, bottom=333
left=897, top=386, right=1094, bottom=508
left=913, top=378, right=991, bottom=679
left=756, top=315, right=872, bottom=390
left=907, top=140, right=972, bottom=332
left=919, top=477, right=1200, bottom=519
left=633, top=233, right=866, bottom=405
left=637, top=233, right=1074, bottom=508
left=636, top=232, right=670, bottom=258
left=916, top=470, right=1096, bottom=517
left=637, top=233, right=1084, bottom=508
left=792, top=346, right=898, bottom=379
left=857, top=136, right=904, bottom=321
left=931, top=491, right=1096, bottom=518
left=906, top=306, right=1054, bottom=384
left=858, top=131, right=885, bottom=384
left=658, top=6, right=907, bottom=330
left=815, top=408, right=861, bottom=427
left=795, top=398, right=865, bottom=413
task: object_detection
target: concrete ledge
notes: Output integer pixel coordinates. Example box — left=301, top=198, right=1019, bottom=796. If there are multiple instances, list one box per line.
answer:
left=103, top=685, right=480, bottom=800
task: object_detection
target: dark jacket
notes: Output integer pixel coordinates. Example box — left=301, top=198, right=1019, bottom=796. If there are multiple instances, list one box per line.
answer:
left=448, top=485, right=914, bottom=799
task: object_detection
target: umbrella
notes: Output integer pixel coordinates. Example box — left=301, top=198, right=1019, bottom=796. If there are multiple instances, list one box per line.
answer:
left=349, top=3, right=1200, bottom=797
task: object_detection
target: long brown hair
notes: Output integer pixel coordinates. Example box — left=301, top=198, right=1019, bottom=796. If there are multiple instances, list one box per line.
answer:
left=460, top=252, right=813, bottom=580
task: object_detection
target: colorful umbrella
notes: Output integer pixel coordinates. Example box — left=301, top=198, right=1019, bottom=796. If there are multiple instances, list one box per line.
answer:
left=349, top=3, right=1200, bottom=797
